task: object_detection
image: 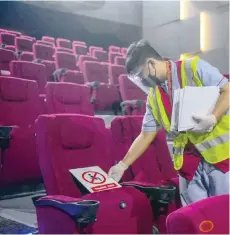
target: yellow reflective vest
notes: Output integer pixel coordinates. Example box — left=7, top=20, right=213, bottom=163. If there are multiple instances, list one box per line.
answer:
left=148, top=56, right=229, bottom=170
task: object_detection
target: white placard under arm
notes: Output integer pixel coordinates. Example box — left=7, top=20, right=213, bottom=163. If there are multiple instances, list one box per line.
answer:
left=69, top=166, right=121, bottom=193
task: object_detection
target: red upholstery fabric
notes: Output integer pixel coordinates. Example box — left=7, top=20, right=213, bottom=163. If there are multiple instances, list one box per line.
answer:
left=166, top=195, right=230, bottom=234
left=20, top=52, right=34, bottom=62
left=15, top=37, right=33, bottom=52
left=109, top=45, right=120, bottom=53
left=33, top=44, right=55, bottom=61
left=93, top=50, right=108, bottom=62
left=73, top=45, right=87, bottom=56
left=55, top=52, right=77, bottom=70
left=0, top=48, right=15, bottom=70
left=60, top=71, right=85, bottom=84
left=89, top=46, right=103, bottom=55
left=109, top=52, right=123, bottom=64
left=42, top=36, right=55, bottom=44
left=10, top=61, right=47, bottom=94
left=115, top=56, right=125, bottom=66
left=77, top=55, right=97, bottom=73
left=5, top=45, right=16, bottom=52
left=56, top=47, right=74, bottom=54
left=36, top=40, right=54, bottom=47
left=45, top=83, right=93, bottom=115
left=109, top=64, right=126, bottom=85
left=56, top=38, right=71, bottom=49
left=0, top=33, right=16, bottom=45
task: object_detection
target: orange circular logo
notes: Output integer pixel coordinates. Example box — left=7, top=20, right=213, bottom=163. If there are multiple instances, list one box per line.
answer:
left=199, top=220, right=214, bottom=233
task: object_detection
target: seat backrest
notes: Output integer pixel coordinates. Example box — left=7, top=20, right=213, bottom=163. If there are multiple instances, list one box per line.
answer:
left=15, top=37, right=33, bottom=52
left=114, top=56, right=125, bottom=66
left=166, top=195, right=229, bottom=234
left=5, top=45, right=16, bottom=52
left=109, top=52, right=123, bottom=64
left=119, top=74, right=146, bottom=101
left=36, top=40, right=54, bottom=47
left=7, top=30, right=21, bottom=37
left=33, top=44, right=55, bottom=61
left=56, top=38, right=71, bottom=49
left=0, top=33, right=16, bottom=45
left=55, top=52, right=77, bottom=70
left=93, top=50, right=108, bottom=62
left=56, top=47, right=74, bottom=54
left=10, top=61, right=47, bottom=94
left=83, top=61, right=108, bottom=83
left=72, top=41, right=86, bottom=46
left=110, top=116, right=176, bottom=182
left=0, top=48, right=15, bottom=70
left=45, top=83, right=93, bottom=115
left=109, top=46, right=120, bottom=53
left=77, top=55, right=98, bottom=73
left=109, top=64, right=126, bottom=85
left=41, top=60, right=56, bottom=82
left=121, top=48, right=127, bottom=56
left=0, top=76, right=40, bottom=126
left=89, top=46, right=103, bottom=55
left=42, top=36, right=55, bottom=44
left=20, top=52, right=34, bottom=62
left=35, top=114, right=113, bottom=197
left=21, top=35, right=36, bottom=42
left=73, top=44, right=87, bottom=55
left=60, top=71, right=85, bottom=85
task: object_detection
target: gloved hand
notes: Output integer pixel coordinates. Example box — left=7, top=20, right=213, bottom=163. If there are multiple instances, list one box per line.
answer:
left=190, top=114, right=217, bottom=133
left=108, top=161, right=128, bottom=182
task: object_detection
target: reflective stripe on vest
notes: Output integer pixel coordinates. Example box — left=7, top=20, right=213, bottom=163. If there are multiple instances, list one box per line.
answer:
left=148, top=57, right=230, bottom=170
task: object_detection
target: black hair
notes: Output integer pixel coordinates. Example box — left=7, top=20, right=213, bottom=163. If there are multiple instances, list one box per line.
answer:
left=125, top=39, right=163, bottom=74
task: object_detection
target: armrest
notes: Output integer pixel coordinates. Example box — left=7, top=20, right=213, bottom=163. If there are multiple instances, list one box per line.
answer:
left=86, top=81, right=101, bottom=88
left=35, top=195, right=99, bottom=224
left=120, top=100, right=144, bottom=108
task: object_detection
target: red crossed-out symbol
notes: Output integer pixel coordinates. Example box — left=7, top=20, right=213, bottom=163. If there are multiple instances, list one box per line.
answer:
left=82, top=171, right=106, bottom=184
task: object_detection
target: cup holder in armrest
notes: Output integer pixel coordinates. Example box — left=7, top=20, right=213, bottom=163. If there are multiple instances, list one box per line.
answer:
left=121, top=182, right=176, bottom=219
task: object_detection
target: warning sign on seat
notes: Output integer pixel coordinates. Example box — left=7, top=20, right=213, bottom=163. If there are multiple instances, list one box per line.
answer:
left=69, top=166, right=121, bottom=193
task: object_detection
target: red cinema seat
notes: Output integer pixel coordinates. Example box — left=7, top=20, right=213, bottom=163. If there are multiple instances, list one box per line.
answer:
left=110, top=116, right=179, bottom=233
left=115, top=56, right=125, bottom=66
left=35, top=114, right=153, bottom=234
left=89, top=46, right=103, bottom=56
left=83, top=61, right=120, bottom=110
left=109, top=45, right=120, bottom=53
left=36, top=40, right=54, bottom=47
left=0, top=48, right=15, bottom=71
left=55, top=52, right=77, bottom=70
left=93, top=50, right=108, bottom=62
left=73, top=44, right=88, bottom=56
left=56, top=47, right=74, bottom=54
left=33, top=44, right=55, bottom=61
left=21, top=35, right=36, bottom=42
left=121, top=47, right=127, bottom=56
left=0, top=76, right=41, bottom=186
left=0, top=33, right=16, bottom=46
left=119, top=74, right=146, bottom=115
left=56, top=38, right=71, bottom=49
left=109, top=52, right=123, bottom=64
left=20, top=52, right=34, bottom=62
left=10, top=61, right=47, bottom=94
left=59, top=71, right=85, bottom=84
left=42, top=36, right=55, bottom=44
left=5, top=45, right=16, bottom=52
left=45, top=83, right=93, bottom=115
left=109, top=64, right=126, bottom=86
left=77, top=55, right=98, bottom=73
left=166, top=195, right=229, bottom=234
left=7, top=30, right=21, bottom=37
left=15, top=37, right=33, bottom=52
left=72, top=40, right=86, bottom=46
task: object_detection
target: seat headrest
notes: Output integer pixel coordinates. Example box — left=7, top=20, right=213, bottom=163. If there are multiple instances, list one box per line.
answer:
left=0, top=76, right=35, bottom=101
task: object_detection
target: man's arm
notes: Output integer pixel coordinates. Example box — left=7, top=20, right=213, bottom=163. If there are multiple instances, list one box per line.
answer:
left=212, top=82, right=230, bottom=120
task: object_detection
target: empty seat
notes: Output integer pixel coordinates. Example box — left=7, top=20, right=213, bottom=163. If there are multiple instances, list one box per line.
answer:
left=45, top=83, right=93, bottom=115
left=20, top=52, right=34, bottom=62
left=0, top=48, right=15, bottom=71
left=56, top=47, right=74, bottom=54
left=42, top=36, right=55, bottom=44
left=55, top=52, right=77, bottom=70
left=35, top=114, right=153, bottom=234
left=119, top=74, right=146, bottom=115
left=56, top=38, right=71, bottom=49
left=58, top=71, right=85, bottom=84
left=0, top=76, right=41, bottom=185
left=36, top=40, right=54, bottom=47
left=15, top=37, right=33, bottom=52
left=109, top=45, right=120, bottom=53
left=166, top=195, right=229, bottom=234
left=33, top=44, right=55, bottom=61
left=0, top=33, right=16, bottom=46
left=89, top=46, right=103, bottom=55
left=109, top=64, right=126, bottom=86
left=109, top=52, right=123, bottom=64
left=77, top=55, right=98, bottom=73
left=93, top=50, right=108, bottom=62
left=83, top=61, right=120, bottom=110
left=10, top=61, right=47, bottom=94
left=73, top=44, right=87, bottom=56
left=115, top=56, right=125, bottom=66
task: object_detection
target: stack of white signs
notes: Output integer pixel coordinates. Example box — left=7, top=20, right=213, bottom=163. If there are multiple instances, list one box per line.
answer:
left=171, top=86, right=220, bottom=132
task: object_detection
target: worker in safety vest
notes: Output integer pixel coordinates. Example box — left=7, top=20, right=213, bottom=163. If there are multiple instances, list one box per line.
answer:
left=108, top=40, right=229, bottom=206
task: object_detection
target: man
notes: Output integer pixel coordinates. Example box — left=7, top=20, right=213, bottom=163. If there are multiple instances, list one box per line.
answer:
left=108, top=40, right=229, bottom=206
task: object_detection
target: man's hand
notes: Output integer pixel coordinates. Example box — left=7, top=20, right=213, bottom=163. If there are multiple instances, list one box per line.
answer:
left=190, top=114, right=217, bottom=133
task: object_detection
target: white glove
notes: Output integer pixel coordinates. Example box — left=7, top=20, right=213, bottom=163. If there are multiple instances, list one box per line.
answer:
left=190, top=114, right=217, bottom=133
left=108, top=161, right=128, bottom=182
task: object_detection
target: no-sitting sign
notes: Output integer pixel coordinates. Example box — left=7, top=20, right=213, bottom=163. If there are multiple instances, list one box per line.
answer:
left=69, top=166, right=122, bottom=193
